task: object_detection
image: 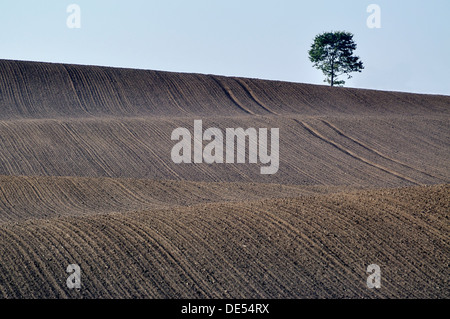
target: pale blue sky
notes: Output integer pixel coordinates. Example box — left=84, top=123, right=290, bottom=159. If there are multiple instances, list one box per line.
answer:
left=1, top=0, right=449, bottom=95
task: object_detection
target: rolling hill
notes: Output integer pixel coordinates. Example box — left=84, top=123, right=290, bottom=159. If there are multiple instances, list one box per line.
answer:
left=0, top=59, right=448, bottom=298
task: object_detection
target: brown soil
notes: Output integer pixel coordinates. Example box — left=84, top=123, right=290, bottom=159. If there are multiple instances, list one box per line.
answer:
left=0, top=59, right=448, bottom=298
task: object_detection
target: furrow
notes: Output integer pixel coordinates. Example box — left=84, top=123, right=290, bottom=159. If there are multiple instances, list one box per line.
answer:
left=321, top=119, right=446, bottom=183
left=296, top=120, right=421, bottom=186
left=235, top=78, right=279, bottom=115
left=211, top=76, right=255, bottom=115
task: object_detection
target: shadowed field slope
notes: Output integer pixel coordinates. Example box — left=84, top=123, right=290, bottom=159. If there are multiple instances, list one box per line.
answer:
left=0, top=184, right=448, bottom=298
left=0, top=60, right=448, bottom=299
left=1, top=59, right=449, bottom=119
left=0, top=116, right=448, bottom=186
left=0, top=60, right=448, bottom=186
left=0, top=175, right=349, bottom=223
left=0, top=60, right=449, bottom=186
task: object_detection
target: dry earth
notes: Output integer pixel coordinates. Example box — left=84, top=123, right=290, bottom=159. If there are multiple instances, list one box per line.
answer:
left=0, top=59, right=448, bottom=298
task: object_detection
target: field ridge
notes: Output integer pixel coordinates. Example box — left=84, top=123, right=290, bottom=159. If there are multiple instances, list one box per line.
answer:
left=0, top=59, right=448, bottom=299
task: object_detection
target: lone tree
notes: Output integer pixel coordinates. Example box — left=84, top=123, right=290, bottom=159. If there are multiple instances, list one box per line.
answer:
left=308, top=31, right=364, bottom=87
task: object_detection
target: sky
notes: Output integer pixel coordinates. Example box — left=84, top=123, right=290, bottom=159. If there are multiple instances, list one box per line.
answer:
left=1, top=0, right=449, bottom=95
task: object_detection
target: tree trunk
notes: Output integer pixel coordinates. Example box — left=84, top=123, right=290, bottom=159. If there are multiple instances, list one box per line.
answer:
left=330, top=61, right=334, bottom=87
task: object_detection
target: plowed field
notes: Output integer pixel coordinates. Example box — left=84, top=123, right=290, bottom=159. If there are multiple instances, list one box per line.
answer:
left=0, top=59, right=448, bottom=298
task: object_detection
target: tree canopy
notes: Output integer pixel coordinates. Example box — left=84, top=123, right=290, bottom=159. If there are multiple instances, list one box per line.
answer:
left=308, top=31, right=364, bottom=87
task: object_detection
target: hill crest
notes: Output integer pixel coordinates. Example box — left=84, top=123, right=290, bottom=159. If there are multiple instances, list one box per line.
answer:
left=1, top=59, right=448, bottom=119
